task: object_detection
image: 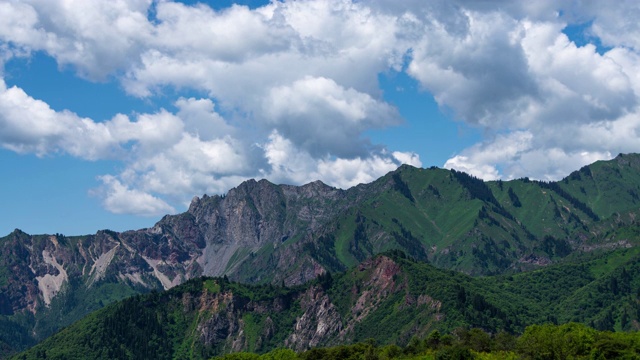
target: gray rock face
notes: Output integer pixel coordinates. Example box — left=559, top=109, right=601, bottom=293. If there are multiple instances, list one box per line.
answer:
left=172, top=178, right=352, bottom=281
left=285, top=285, right=343, bottom=352
left=0, top=177, right=369, bottom=325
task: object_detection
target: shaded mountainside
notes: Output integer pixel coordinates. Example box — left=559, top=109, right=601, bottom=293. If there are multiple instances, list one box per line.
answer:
left=14, top=250, right=640, bottom=359
left=3, top=153, right=640, bottom=354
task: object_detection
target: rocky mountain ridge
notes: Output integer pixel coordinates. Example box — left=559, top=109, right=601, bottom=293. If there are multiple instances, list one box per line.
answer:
left=1, top=178, right=357, bottom=312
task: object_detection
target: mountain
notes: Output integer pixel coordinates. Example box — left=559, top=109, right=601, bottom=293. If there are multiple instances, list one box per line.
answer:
left=2, top=153, right=640, bottom=355
left=13, top=249, right=640, bottom=359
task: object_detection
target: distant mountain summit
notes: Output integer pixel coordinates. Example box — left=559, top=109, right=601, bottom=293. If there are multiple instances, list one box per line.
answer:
left=2, top=153, right=640, bottom=354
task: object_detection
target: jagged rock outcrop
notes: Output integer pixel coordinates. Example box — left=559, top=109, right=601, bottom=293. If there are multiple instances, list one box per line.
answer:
left=0, top=179, right=363, bottom=317
left=182, top=178, right=349, bottom=280
left=285, top=286, right=342, bottom=351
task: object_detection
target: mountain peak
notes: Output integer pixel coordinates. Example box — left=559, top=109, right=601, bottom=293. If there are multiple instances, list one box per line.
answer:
left=300, top=179, right=332, bottom=190
left=613, top=152, right=640, bottom=167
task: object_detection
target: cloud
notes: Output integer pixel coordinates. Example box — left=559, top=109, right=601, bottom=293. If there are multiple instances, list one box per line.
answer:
left=0, top=79, right=118, bottom=159
left=175, top=97, right=236, bottom=139
left=0, top=72, right=416, bottom=214
left=0, top=78, right=188, bottom=160
left=585, top=1, right=640, bottom=50
left=151, top=1, right=296, bottom=63
left=406, top=10, right=538, bottom=128
left=520, top=21, right=636, bottom=124
left=4, top=0, right=640, bottom=216
left=263, top=76, right=400, bottom=157
left=401, top=3, right=640, bottom=180
left=0, top=0, right=153, bottom=80
left=95, top=175, right=175, bottom=216
left=262, top=130, right=421, bottom=188
left=391, top=151, right=422, bottom=167
left=122, top=0, right=405, bottom=102
left=316, top=154, right=418, bottom=188
left=0, top=76, right=255, bottom=214
left=445, top=136, right=613, bottom=182
left=133, top=133, right=251, bottom=195
left=0, top=0, right=424, bottom=215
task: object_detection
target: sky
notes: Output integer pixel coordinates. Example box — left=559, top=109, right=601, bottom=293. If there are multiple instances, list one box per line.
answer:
left=2, top=0, right=640, bottom=236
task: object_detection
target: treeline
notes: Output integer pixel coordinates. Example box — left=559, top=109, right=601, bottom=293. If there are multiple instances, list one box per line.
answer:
left=392, top=173, right=415, bottom=203
left=452, top=170, right=515, bottom=222
left=213, top=322, right=640, bottom=360
left=536, top=180, right=600, bottom=221
left=12, top=277, right=305, bottom=360
left=451, top=170, right=500, bottom=207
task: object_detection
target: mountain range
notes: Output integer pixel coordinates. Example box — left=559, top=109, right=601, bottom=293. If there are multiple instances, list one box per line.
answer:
left=3, top=153, right=640, bottom=357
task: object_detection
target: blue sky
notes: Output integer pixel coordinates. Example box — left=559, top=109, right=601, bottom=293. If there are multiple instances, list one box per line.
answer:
left=1, top=1, right=640, bottom=236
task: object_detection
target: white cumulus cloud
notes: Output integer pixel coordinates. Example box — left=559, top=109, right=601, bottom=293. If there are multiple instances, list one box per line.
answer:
left=403, top=2, right=640, bottom=180
left=3, top=0, right=640, bottom=216
left=261, top=130, right=419, bottom=188
left=95, top=175, right=175, bottom=216
left=263, top=76, right=400, bottom=157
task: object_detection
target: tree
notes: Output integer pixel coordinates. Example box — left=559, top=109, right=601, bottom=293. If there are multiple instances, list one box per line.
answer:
left=426, top=330, right=442, bottom=349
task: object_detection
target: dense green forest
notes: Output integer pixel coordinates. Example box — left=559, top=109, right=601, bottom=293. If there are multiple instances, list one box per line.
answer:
left=13, top=249, right=640, bottom=359
left=212, top=323, right=640, bottom=360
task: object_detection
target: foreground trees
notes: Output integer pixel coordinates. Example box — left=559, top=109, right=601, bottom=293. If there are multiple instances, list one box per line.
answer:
left=213, top=323, right=640, bottom=360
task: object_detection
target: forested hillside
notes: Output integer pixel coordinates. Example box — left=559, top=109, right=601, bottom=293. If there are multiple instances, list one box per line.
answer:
left=14, top=249, right=640, bottom=359
left=207, top=323, right=640, bottom=360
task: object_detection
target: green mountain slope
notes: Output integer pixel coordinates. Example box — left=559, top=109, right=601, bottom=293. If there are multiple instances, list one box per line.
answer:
left=557, top=153, right=640, bottom=218
left=294, top=154, right=640, bottom=278
left=14, top=249, right=640, bottom=359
